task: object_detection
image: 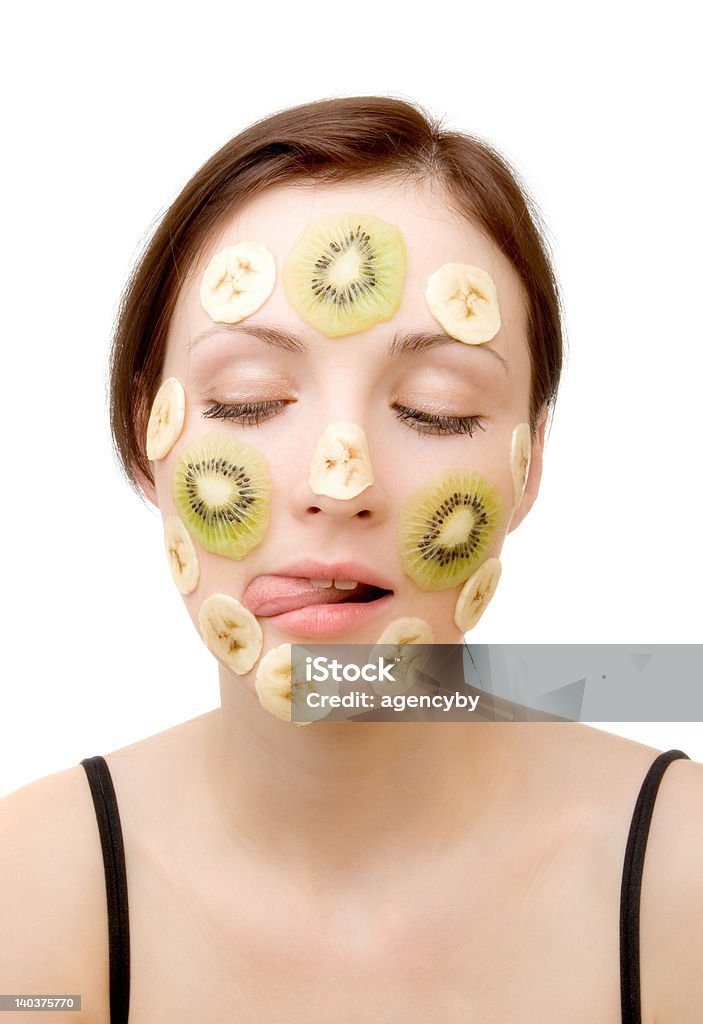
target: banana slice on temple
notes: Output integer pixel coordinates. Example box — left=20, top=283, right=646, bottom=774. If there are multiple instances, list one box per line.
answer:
left=163, top=515, right=200, bottom=594
left=255, top=643, right=339, bottom=725
left=453, top=557, right=502, bottom=633
left=425, top=263, right=501, bottom=345
left=510, top=422, right=532, bottom=508
left=308, top=422, right=374, bottom=499
left=146, top=377, right=186, bottom=461
left=369, top=617, right=434, bottom=697
left=199, top=242, right=276, bottom=323
left=199, top=593, right=263, bottom=674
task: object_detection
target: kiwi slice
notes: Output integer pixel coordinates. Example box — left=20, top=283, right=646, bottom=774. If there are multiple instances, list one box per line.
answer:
left=398, top=468, right=503, bottom=591
left=282, top=211, right=406, bottom=338
left=172, top=432, right=272, bottom=560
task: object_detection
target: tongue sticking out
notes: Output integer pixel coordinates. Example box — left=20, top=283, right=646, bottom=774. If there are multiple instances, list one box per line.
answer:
left=241, top=575, right=385, bottom=617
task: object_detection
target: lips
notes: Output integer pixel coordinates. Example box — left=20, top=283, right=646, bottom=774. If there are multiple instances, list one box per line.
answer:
left=242, top=575, right=391, bottom=617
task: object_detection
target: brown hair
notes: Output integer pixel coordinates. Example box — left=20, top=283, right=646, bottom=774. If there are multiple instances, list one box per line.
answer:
left=108, top=95, right=564, bottom=499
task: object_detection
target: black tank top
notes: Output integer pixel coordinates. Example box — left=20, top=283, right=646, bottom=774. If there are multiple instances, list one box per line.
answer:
left=80, top=747, right=690, bottom=1024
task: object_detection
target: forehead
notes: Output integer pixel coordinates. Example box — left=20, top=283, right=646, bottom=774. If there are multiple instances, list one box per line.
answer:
left=168, top=177, right=529, bottom=375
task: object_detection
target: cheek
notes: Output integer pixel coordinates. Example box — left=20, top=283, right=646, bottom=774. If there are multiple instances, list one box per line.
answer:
left=152, top=419, right=275, bottom=647
left=394, top=418, right=517, bottom=591
left=390, top=424, right=525, bottom=638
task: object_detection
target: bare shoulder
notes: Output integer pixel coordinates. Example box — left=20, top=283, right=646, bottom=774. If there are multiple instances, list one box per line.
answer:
left=0, top=764, right=108, bottom=1022
left=636, top=751, right=703, bottom=1023
left=526, top=726, right=702, bottom=1021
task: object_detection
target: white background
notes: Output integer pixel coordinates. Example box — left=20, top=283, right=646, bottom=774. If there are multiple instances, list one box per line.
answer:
left=1, top=1, right=701, bottom=796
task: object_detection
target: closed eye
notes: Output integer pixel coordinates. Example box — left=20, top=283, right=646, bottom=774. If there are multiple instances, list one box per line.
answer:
left=202, top=399, right=288, bottom=426
left=392, top=404, right=487, bottom=437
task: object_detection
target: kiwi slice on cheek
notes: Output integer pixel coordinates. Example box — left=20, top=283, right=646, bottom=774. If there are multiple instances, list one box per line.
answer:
left=282, top=212, right=406, bottom=338
left=172, top=432, right=272, bottom=559
left=398, top=468, right=503, bottom=591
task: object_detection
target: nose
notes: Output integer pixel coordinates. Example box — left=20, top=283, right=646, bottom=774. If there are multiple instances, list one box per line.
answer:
left=290, top=420, right=388, bottom=523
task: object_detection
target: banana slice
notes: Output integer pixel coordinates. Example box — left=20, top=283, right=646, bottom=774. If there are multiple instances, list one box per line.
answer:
left=146, top=377, right=186, bottom=461
left=198, top=593, right=263, bottom=675
left=199, top=242, right=276, bottom=324
left=510, top=422, right=532, bottom=508
left=163, top=515, right=200, bottom=594
left=368, top=617, right=434, bottom=697
left=453, top=557, right=502, bottom=633
left=255, top=643, right=339, bottom=725
left=425, top=263, right=501, bottom=345
left=375, top=617, right=435, bottom=646
left=308, top=422, right=374, bottom=499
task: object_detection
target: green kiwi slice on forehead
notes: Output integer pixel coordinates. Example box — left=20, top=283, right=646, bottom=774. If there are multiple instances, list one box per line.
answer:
left=172, top=432, right=272, bottom=560
left=398, top=468, right=503, bottom=591
left=282, top=211, right=406, bottom=337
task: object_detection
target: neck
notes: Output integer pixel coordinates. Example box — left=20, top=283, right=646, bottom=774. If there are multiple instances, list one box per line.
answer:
left=204, top=643, right=519, bottom=885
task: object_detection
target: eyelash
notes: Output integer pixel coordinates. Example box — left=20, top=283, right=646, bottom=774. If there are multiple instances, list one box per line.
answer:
left=203, top=400, right=288, bottom=427
left=202, top=400, right=486, bottom=437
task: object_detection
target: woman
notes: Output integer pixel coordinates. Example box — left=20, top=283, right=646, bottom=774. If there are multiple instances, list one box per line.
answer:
left=1, top=96, right=701, bottom=1023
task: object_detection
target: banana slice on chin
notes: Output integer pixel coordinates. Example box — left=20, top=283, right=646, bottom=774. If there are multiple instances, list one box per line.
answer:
left=198, top=593, right=263, bottom=675
left=146, top=377, right=186, bottom=461
left=199, top=241, right=276, bottom=324
left=453, top=557, right=502, bottom=633
left=510, top=422, right=532, bottom=509
left=368, top=617, right=435, bottom=697
left=425, top=263, right=501, bottom=345
left=308, top=422, right=374, bottom=499
left=163, top=515, right=200, bottom=594
left=255, top=643, right=339, bottom=725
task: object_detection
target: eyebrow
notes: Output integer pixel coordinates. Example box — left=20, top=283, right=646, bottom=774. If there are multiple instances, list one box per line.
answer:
left=188, top=322, right=509, bottom=371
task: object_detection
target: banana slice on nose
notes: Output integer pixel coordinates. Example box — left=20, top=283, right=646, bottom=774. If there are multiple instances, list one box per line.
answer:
left=308, top=422, right=374, bottom=499
left=198, top=593, right=263, bottom=674
left=199, top=241, right=276, bottom=324
left=425, top=263, right=501, bottom=345
left=163, top=515, right=200, bottom=594
left=146, top=377, right=186, bottom=461
left=510, top=422, right=532, bottom=508
left=453, top=558, right=502, bottom=633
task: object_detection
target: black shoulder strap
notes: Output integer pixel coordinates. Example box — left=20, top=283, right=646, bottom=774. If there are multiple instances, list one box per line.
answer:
left=619, top=748, right=690, bottom=1024
left=80, top=755, right=131, bottom=1024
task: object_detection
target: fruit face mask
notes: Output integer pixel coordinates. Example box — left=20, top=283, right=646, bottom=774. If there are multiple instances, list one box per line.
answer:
left=283, top=211, right=406, bottom=337
left=151, top=175, right=537, bottom=681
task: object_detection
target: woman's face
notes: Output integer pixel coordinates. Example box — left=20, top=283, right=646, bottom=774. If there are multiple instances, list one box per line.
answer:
left=148, top=177, right=543, bottom=656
